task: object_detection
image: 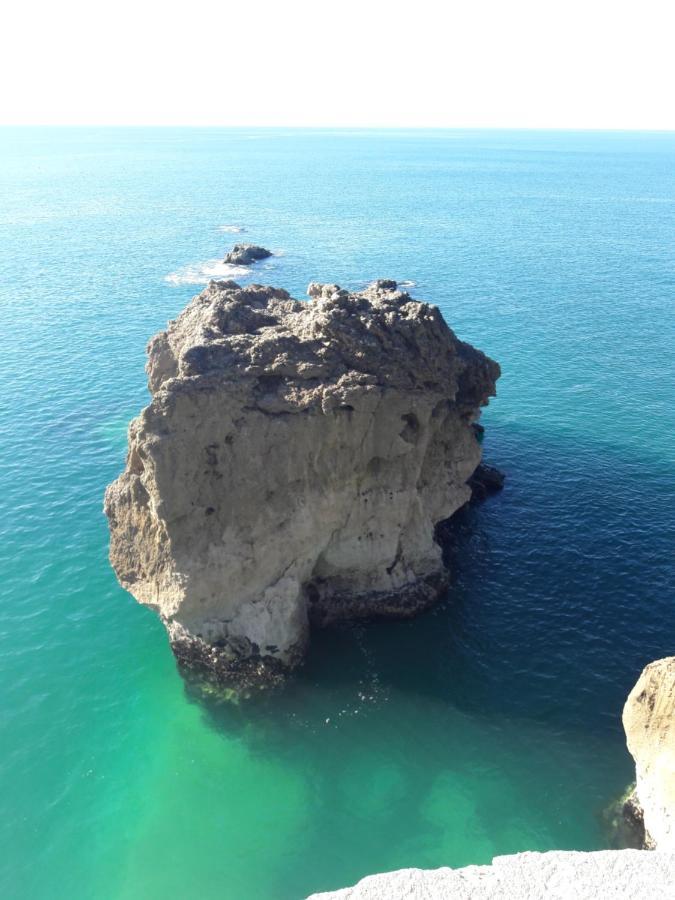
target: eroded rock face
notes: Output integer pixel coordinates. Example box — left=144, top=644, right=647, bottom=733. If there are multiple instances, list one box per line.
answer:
left=104, top=280, right=499, bottom=689
left=623, top=656, right=675, bottom=849
left=223, top=243, right=272, bottom=265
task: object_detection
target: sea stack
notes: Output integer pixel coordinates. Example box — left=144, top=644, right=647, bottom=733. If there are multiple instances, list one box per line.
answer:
left=104, top=279, right=500, bottom=690
left=623, top=656, right=675, bottom=849
left=223, top=243, right=272, bottom=265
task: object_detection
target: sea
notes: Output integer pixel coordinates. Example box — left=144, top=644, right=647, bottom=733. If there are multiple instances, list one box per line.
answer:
left=0, top=127, right=674, bottom=899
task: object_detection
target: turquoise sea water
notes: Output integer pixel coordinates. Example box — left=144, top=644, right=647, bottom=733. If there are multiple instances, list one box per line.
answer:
left=1, top=128, right=674, bottom=899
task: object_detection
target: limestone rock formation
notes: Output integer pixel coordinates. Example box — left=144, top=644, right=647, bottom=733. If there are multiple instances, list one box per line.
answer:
left=104, top=279, right=499, bottom=689
left=305, top=850, right=675, bottom=899
left=623, top=656, right=675, bottom=849
left=223, top=243, right=272, bottom=265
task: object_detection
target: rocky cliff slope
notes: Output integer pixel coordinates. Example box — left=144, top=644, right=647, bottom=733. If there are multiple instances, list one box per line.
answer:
left=104, top=279, right=499, bottom=688
left=306, top=850, right=675, bottom=899
left=623, top=656, right=675, bottom=849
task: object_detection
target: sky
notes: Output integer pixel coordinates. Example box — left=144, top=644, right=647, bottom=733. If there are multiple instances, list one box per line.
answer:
left=1, top=0, right=673, bottom=129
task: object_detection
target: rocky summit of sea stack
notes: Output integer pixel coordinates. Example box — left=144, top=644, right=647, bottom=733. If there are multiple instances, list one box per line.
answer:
left=104, top=279, right=500, bottom=691
left=223, top=243, right=272, bottom=265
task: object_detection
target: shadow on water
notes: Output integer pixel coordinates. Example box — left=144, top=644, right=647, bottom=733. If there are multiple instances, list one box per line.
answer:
left=170, top=421, right=675, bottom=894
left=189, top=420, right=674, bottom=742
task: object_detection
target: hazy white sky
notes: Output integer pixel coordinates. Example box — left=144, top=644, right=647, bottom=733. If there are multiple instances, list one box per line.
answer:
left=1, top=0, right=673, bottom=128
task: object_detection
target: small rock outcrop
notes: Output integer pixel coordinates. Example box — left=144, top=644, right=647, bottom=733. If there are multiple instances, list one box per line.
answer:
left=468, top=461, right=505, bottom=501
left=623, top=656, right=675, bottom=849
left=306, top=850, right=675, bottom=899
left=223, top=243, right=272, bottom=265
left=104, top=280, right=499, bottom=689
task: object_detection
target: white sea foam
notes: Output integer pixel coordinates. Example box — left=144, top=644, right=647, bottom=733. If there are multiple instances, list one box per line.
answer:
left=165, top=259, right=250, bottom=286
left=218, top=224, right=246, bottom=233
left=352, top=278, right=417, bottom=291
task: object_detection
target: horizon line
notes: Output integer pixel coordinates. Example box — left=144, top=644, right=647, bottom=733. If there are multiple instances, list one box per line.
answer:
left=1, top=124, right=675, bottom=133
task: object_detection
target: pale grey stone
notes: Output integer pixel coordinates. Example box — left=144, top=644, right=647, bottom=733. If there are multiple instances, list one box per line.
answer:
left=307, top=850, right=675, bottom=899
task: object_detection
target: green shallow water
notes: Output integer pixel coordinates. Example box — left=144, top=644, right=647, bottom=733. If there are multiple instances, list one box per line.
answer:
left=1, top=127, right=674, bottom=899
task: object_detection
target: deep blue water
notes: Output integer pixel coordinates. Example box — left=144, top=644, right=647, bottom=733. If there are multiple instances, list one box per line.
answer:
left=0, top=128, right=674, bottom=899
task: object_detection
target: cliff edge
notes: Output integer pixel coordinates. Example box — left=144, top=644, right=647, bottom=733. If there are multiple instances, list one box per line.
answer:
left=306, top=850, right=675, bottom=899
left=104, top=279, right=499, bottom=689
left=623, top=656, right=675, bottom=849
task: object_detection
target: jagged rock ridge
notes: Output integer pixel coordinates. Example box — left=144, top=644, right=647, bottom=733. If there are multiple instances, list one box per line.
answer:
left=104, top=279, right=499, bottom=688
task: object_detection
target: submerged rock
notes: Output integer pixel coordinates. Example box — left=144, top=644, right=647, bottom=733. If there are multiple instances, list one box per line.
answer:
left=623, top=787, right=654, bottom=849
left=603, top=784, right=650, bottom=849
left=623, top=656, right=675, bottom=849
left=306, top=850, right=675, bottom=899
left=104, top=279, right=499, bottom=690
left=468, top=461, right=505, bottom=500
left=223, top=243, right=272, bottom=265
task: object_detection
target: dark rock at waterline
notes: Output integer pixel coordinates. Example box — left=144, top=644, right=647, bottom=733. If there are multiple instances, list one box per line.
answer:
left=172, top=629, right=291, bottom=699
left=602, top=785, right=653, bottom=850
left=622, top=789, right=655, bottom=849
left=224, top=243, right=273, bottom=265
left=433, top=455, right=504, bottom=568
left=307, top=570, right=449, bottom=628
left=468, top=462, right=505, bottom=501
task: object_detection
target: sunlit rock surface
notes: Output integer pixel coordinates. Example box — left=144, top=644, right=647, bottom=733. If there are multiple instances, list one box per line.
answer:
left=623, top=656, right=675, bottom=849
left=306, top=850, right=675, bottom=899
left=104, top=279, right=499, bottom=688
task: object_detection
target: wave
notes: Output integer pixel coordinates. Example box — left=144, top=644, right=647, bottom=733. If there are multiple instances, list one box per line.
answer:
left=165, top=259, right=250, bottom=286
left=352, top=278, right=417, bottom=291
left=218, top=224, right=246, bottom=233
